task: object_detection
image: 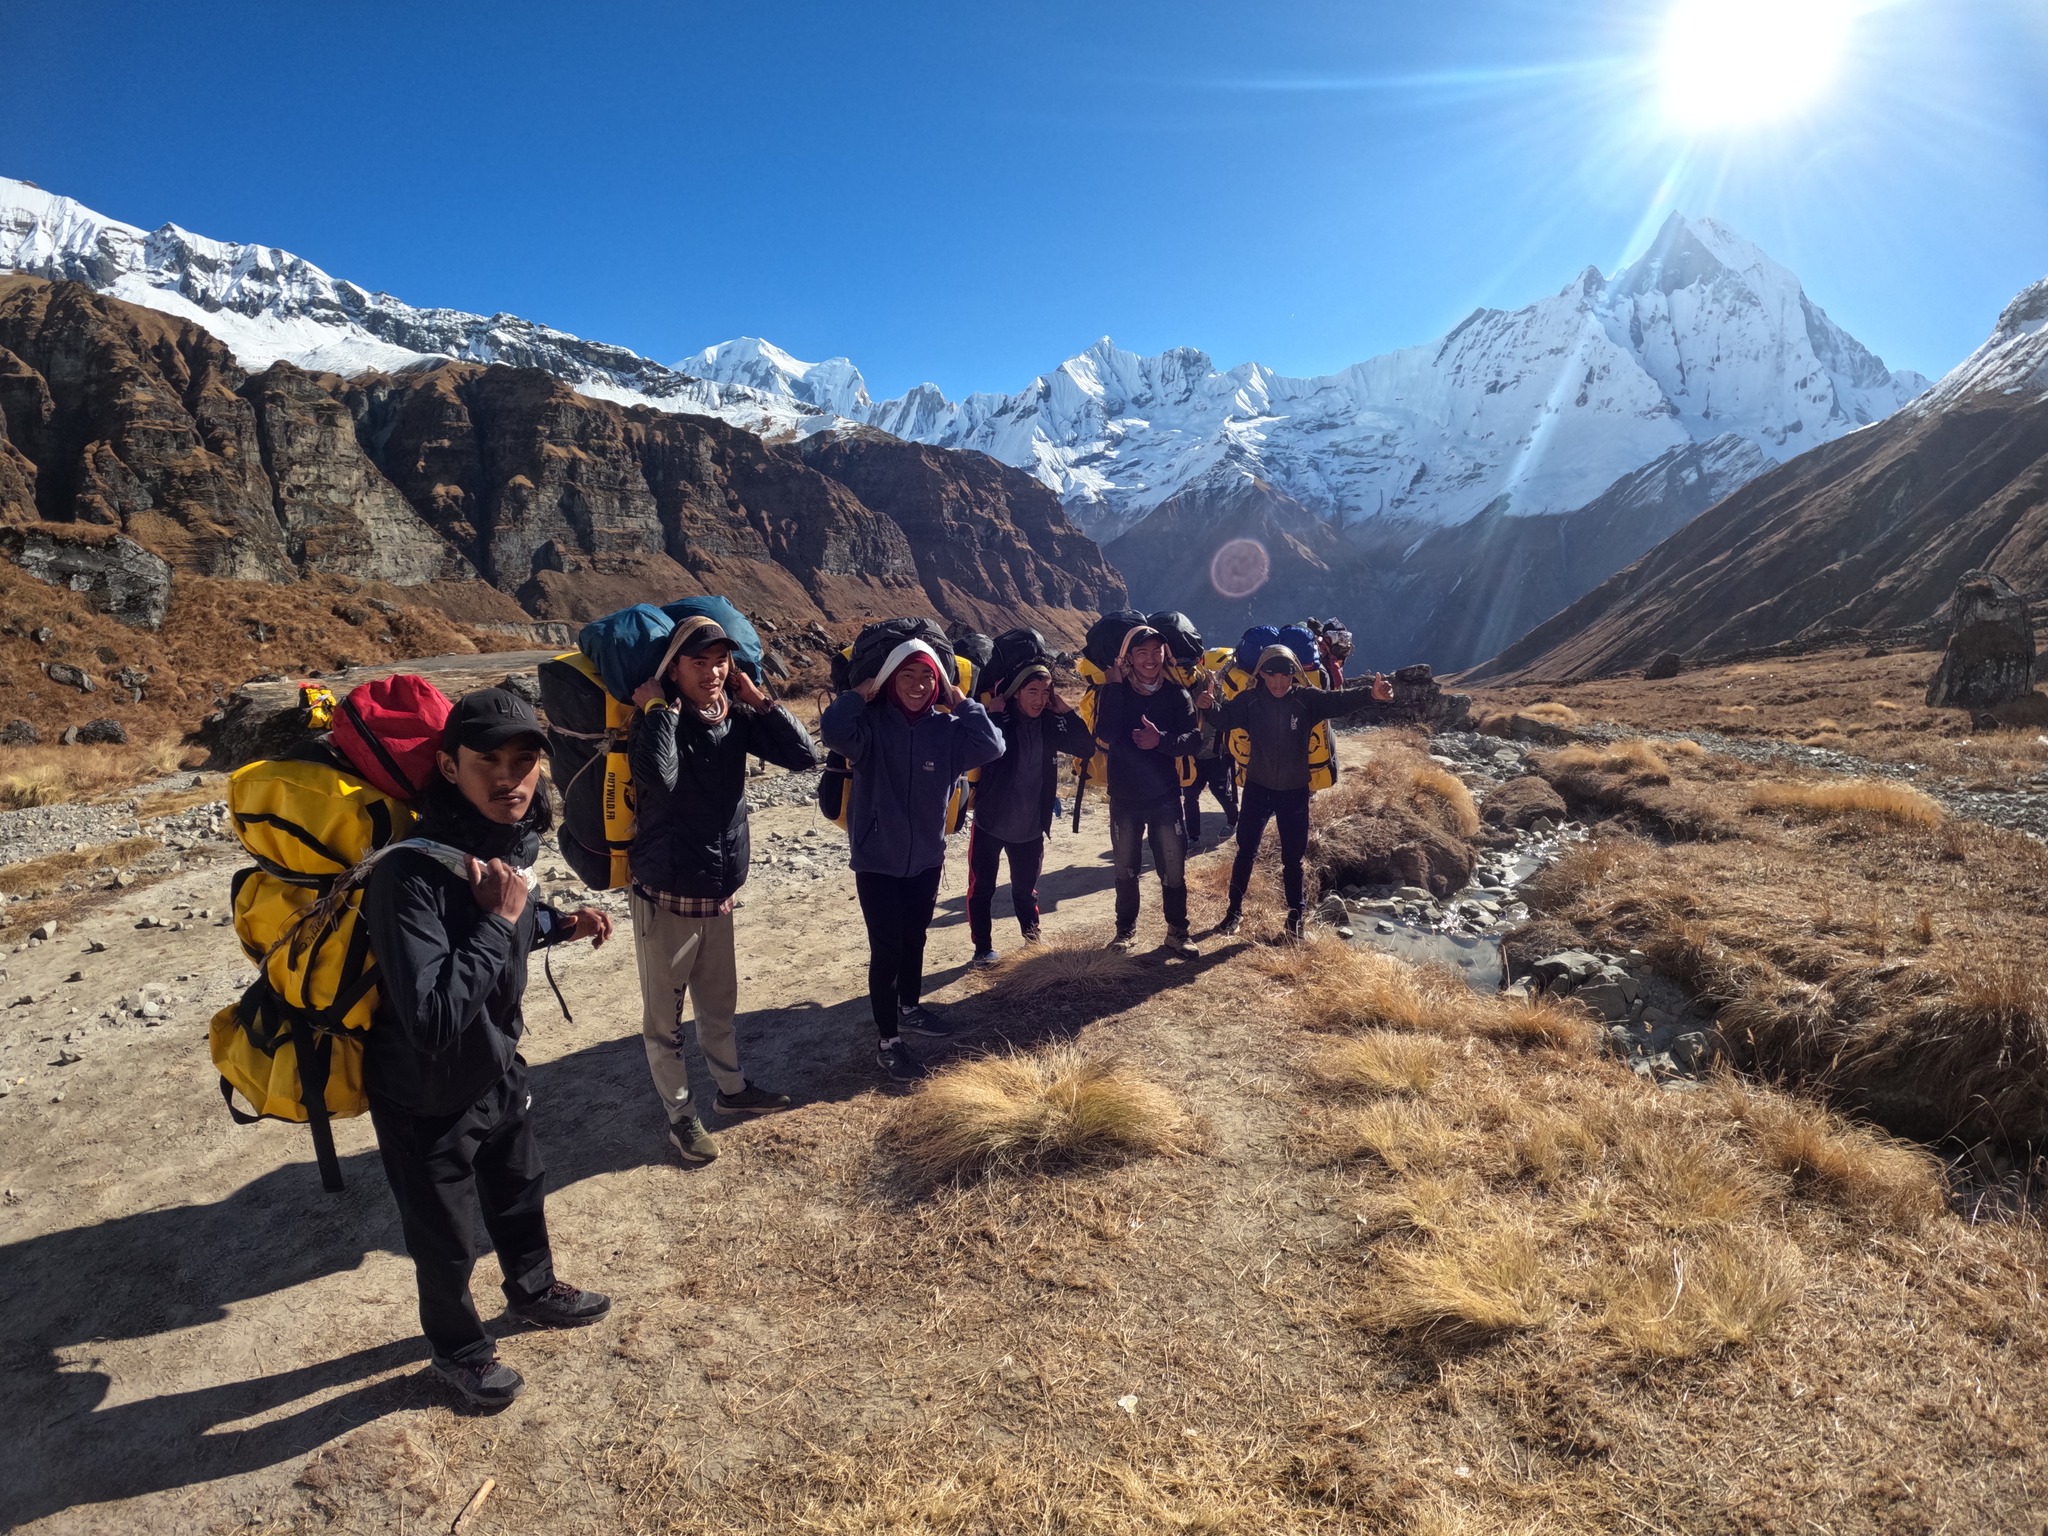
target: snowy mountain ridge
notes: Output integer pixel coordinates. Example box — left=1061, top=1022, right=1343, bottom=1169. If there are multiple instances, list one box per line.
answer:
left=0, top=175, right=1929, bottom=550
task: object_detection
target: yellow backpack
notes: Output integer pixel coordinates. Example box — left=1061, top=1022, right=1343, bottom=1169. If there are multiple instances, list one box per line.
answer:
left=1069, top=658, right=1201, bottom=830
left=1220, top=663, right=1339, bottom=793
left=210, top=744, right=418, bottom=1190
left=536, top=650, right=636, bottom=890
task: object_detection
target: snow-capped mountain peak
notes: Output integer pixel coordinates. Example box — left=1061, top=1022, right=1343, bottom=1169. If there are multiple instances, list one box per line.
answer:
left=673, top=337, right=874, bottom=416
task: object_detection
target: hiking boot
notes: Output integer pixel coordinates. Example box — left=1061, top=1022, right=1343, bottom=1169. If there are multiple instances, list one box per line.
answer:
left=514, top=1280, right=612, bottom=1330
left=898, top=1003, right=964, bottom=1039
left=430, top=1354, right=525, bottom=1409
left=715, top=1082, right=794, bottom=1117
left=971, top=949, right=1001, bottom=969
left=1164, top=928, right=1201, bottom=958
left=668, top=1114, right=719, bottom=1165
left=1215, top=908, right=1243, bottom=938
left=1107, top=929, right=1137, bottom=953
left=877, top=1036, right=927, bottom=1082
left=1284, top=908, right=1307, bottom=943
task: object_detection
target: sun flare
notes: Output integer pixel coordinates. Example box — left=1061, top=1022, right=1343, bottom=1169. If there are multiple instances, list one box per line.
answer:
left=1659, top=0, right=1853, bottom=131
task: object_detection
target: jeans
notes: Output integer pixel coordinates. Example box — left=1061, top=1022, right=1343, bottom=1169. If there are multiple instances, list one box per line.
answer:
left=370, top=1062, right=554, bottom=1364
left=966, top=824, right=1045, bottom=952
left=629, top=893, right=745, bottom=1118
left=855, top=866, right=945, bottom=1037
left=1109, top=792, right=1189, bottom=936
left=1184, top=757, right=1239, bottom=843
left=1229, top=782, right=1313, bottom=915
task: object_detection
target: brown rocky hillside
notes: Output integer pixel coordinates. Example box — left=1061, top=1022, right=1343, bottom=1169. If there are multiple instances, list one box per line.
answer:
left=0, top=273, right=1124, bottom=738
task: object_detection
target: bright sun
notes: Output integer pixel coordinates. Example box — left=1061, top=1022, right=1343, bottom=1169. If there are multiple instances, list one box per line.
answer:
left=1659, top=0, right=1853, bottom=131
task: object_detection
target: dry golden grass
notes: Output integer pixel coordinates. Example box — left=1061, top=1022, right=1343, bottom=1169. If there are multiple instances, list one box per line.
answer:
left=1317, top=741, right=1481, bottom=839
left=1521, top=701, right=1579, bottom=724
left=1258, top=937, right=1593, bottom=1054
left=0, top=736, right=186, bottom=809
left=1749, top=777, right=1944, bottom=826
left=0, top=835, right=160, bottom=898
left=1357, top=1218, right=1555, bottom=1347
left=973, top=937, right=1146, bottom=1009
left=1731, top=1090, right=1947, bottom=1230
left=134, top=782, right=225, bottom=820
left=1328, top=1099, right=1461, bottom=1172
left=1600, top=1236, right=1803, bottom=1359
left=1309, top=1031, right=1448, bottom=1096
left=1549, top=739, right=1672, bottom=782
left=1619, top=1132, right=1764, bottom=1232
left=887, top=1046, right=1191, bottom=1185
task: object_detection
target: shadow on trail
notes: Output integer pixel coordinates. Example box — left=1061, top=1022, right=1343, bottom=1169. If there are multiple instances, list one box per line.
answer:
left=0, top=1009, right=885, bottom=1529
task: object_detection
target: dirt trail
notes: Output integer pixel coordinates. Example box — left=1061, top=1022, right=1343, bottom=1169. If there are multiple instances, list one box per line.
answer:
left=0, top=788, right=1150, bottom=1533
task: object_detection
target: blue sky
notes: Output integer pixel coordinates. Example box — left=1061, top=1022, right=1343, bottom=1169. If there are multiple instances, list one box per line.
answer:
left=6, top=0, right=2044, bottom=398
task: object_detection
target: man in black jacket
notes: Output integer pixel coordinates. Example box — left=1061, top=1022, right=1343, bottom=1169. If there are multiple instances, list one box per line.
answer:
left=628, top=616, right=818, bottom=1164
left=364, top=687, right=616, bottom=1410
left=1095, top=627, right=1207, bottom=956
left=1216, top=645, right=1391, bottom=940
left=966, top=663, right=1095, bottom=965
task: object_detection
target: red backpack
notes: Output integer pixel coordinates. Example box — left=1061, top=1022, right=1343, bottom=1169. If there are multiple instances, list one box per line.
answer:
left=329, top=675, right=453, bottom=801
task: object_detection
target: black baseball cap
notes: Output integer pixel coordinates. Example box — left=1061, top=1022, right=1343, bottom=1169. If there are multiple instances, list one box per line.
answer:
left=672, top=616, right=735, bottom=658
left=444, top=687, right=547, bottom=753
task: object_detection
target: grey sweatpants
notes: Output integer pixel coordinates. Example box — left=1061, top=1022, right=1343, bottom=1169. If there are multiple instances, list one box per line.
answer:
left=629, top=892, right=745, bottom=1117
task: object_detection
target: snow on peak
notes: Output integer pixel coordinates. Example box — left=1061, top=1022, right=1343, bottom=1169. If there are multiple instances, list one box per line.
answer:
left=1915, top=272, right=2048, bottom=409
left=0, top=175, right=1933, bottom=545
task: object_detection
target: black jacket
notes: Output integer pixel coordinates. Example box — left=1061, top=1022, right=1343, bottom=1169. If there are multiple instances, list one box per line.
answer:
left=975, top=702, right=1096, bottom=839
left=628, top=700, right=817, bottom=898
left=1095, top=680, right=1201, bottom=805
left=362, top=791, right=568, bottom=1118
left=1217, top=683, right=1378, bottom=792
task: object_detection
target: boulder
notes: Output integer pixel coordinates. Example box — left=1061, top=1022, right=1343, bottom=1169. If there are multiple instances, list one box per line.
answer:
left=1314, top=807, right=1475, bottom=899
left=1481, top=775, right=1569, bottom=831
left=1642, top=651, right=1682, bottom=680
left=44, top=662, right=95, bottom=693
left=0, top=526, right=173, bottom=629
left=74, top=717, right=129, bottom=745
left=1926, top=570, right=2036, bottom=710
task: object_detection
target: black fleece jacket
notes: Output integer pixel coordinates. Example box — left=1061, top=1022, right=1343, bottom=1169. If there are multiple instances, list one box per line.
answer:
left=362, top=788, right=568, bottom=1118
left=1094, top=679, right=1201, bottom=805
left=627, top=699, right=817, bottom=899
left=974, top=702, right=1096, bottom=839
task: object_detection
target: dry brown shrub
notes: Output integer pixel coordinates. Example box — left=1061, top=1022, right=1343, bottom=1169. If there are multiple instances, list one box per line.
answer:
left=1321, top=744, right=1481, bottom=838
left=1734, top=1092, right=1946, bottom=1229
left=1357, top=1219, right=1555, bottom=1347
left=1749, top=778, right=1943, bottom=826
left=1327, top=1100, right=1460, bottom=1172
left=1663, top=738, right=1709, bottom=760
left=1549, top=740, right=1671, bottom=782
left=1522, top=701, right=1580, bottom=724
left=1309, top=1032, right=1447, bottom=1096
left=1599, top=1236, right=1803, bottom=1358
left=888, top=1047, right=1191, bottom=1185
left=0, top=738, right=186, bottom=809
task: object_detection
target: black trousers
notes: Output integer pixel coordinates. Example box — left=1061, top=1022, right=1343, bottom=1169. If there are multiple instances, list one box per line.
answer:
left=369, top=1062, right=555, bottom=1364
left=1183, top=757, right=1239, bottom=842
left=1229, top=782, right=1313, bottom=914
left=855, top=866, right=944, bottom=1038
left=1109, top=792, right=1189, bottom=936
left=966, top=824, right=1046, bottom=952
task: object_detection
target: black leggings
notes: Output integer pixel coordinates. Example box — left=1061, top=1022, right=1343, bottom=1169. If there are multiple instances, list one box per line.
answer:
left=855, top=866, right=944, bottom=1038
left=1184, top=757, right=1239, bottom=842
left=1229, top=782, right=1313, bottom=914
left=966, top=824, right=1045, bottom=952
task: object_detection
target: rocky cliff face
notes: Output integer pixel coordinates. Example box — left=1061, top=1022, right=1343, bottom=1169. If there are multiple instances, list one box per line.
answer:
left=0, top=275, right=1123, bottom=655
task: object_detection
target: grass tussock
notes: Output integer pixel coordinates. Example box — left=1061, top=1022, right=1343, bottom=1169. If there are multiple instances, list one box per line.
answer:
left=1548, top=739, right=1672, bottom=783
left=1600, top=1236, right=1803, bottom=1358
left=1731, top=1090, right=1946, bottom=1230
left=0, top=737, right=187, bottom=809
left=1521, top=701, right=1579, bottom=724
left=1309, top=1031, right=1447, bottom=1096
left=888, top=1047, right=1191, bottom=1185
left=1749, top=778, right=1944, bottom=826
left=1258, top=937, right=1593, bottom=1052
left=1319, top=743, right=1481, bottom=839
left=1357, top=1219, right=1555, bottom=1347
left=1328, top=1100, right=1460, bottom=1172
left=974, top=939, right=1147, bottom=1009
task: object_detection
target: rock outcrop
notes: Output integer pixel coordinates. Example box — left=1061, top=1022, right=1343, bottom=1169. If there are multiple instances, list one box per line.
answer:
left=1926, top=570, right=2037, bottom=710
left=0, top=524, right=171, bottom=628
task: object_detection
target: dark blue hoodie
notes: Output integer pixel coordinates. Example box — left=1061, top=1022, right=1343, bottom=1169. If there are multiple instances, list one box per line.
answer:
left=820, top=691, right=1004, bottom=877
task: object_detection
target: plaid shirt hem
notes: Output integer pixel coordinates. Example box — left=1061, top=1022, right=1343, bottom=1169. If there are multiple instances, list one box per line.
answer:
left=631, top=884, right=736, bottom=919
